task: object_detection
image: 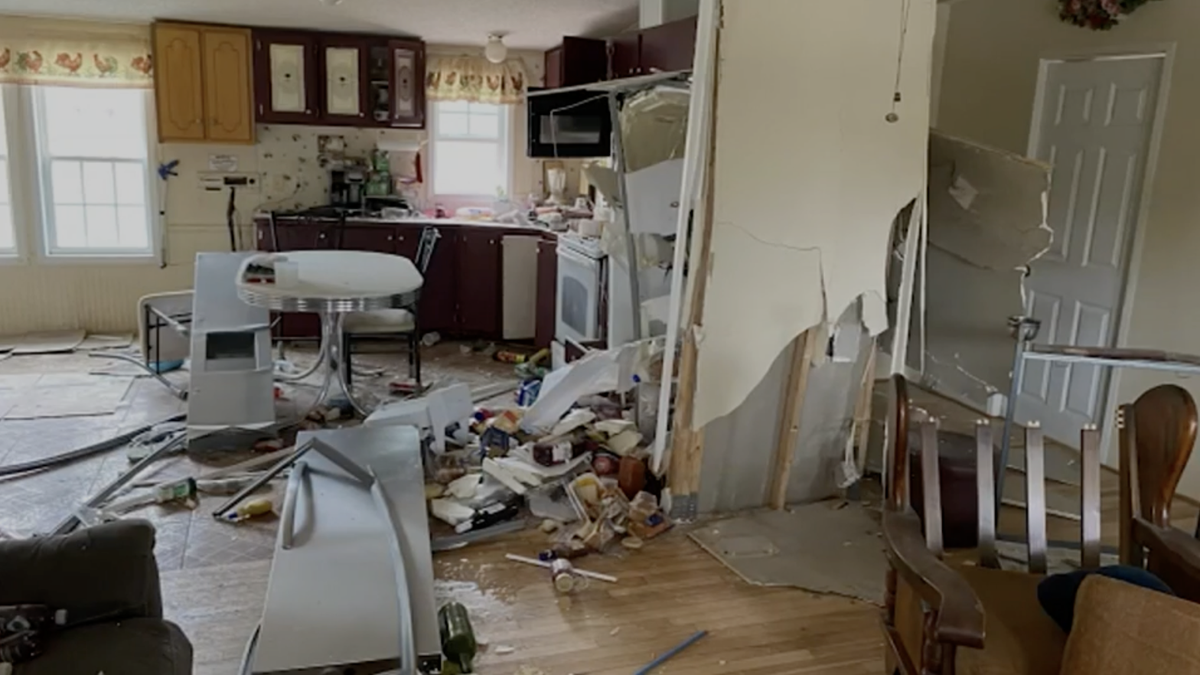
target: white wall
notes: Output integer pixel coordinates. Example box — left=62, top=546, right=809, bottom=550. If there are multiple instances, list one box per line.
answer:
left=938, top=0, right=1200, bottom=496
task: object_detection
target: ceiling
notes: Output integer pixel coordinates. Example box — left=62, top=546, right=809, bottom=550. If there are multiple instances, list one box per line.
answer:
left=0, top=0, right=641, bottom=50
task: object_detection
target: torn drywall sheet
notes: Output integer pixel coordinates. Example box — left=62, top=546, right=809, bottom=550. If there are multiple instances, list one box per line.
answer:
left=928, top=131, right=1053, bottom=270
left=692, top=0, right=935, bottom=428
left=922, top=133, right=1054, bottom=409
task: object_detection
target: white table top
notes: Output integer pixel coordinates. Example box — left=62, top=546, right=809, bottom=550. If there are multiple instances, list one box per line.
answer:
left=236, top=250, right=423, bottom=312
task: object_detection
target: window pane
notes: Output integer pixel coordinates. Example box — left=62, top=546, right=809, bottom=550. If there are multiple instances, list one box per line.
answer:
left=85, top=205, right=119, bottom=248
left=82, top=162, right=116, bottom=204
left=434, top=141, right=500, bottom=196
left=117, top=206, right=149, bottom=249
left=0, top=207, right=11, bottom=250
left=54, top=205, right=86, bottom=248
left=51, top=161, right=84, bottom=204
left=439, top=112, right=468, bottom=136
left=440, top=100, right=469, bottom=113
left=468, top=102, right=500, bottom=116
left=114, top=163, right=146, bottom=205
left=468, top=113, right=499, bottom=139
left=42, top=87, right=146, bottom=160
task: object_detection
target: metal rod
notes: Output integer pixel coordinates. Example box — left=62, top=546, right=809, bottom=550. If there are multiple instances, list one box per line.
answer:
left=280, top=460, right=307, bottom=550
left=212, top=439, right=315, bottom=520
left=633, top=630, right=707, bottom=675
left=46, top=432, right=186, bottom=536
left=997, top=323, right=1030, bottom=522
left=608, top=91, right=643, bottom=433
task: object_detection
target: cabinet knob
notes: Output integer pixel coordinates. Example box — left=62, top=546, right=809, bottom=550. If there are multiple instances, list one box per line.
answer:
left=359, top=112, right=365, bottom=117
left=305, top=109, right=312, bottom=114
left=387, top=235, right=394, bottom=241
left=319, top=233, right=326, bottom=239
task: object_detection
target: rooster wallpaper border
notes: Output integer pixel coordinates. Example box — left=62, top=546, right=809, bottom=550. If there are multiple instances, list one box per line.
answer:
left=0, top=38, right=153, bottom=87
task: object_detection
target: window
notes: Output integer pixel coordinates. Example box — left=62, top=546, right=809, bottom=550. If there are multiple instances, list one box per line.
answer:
left=34, top=87, right=153, bottom=255
left=0, top=85, right=155, bottom=259
left=430, top=101, right=511, bottom=198
left=0, top=90, right=12, bottom=253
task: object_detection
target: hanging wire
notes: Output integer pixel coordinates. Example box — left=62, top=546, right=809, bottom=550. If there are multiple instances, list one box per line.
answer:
left=888, top=0, right=913, bottom=123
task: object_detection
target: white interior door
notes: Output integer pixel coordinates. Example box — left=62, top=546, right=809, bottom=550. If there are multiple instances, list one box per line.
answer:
left=1018, top=55, right=1163, bottom=444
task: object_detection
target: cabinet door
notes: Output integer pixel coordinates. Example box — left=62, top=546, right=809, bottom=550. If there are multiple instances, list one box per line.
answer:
left=202, top=28, right=254, bottom=143
left=544, top=47, right=564, bottom=89
left=415, top=225, right=457, bottom=333
left=610, top=32, right=642, bottom=78
left=320, top=36, right=369, bottom=125
left=339, top=225, right=396, bottom=253
left=254, top=31, right=318, bottom=123
left=535, top=238, right=558, bottom=348
left=275, top=221, right=332, bottom=250
left=153, top=24, right=205, bottom=142
left=388, top=40, right=426, bottom=128
left=457, top=229, right=502, bottom=336
left=640, top=17, right=698, bottom=74
left=560, top=37, right=608, bottom=86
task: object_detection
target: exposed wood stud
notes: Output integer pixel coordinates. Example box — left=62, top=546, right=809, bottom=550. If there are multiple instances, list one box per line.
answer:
left=769, top=331, right=816, bottom=510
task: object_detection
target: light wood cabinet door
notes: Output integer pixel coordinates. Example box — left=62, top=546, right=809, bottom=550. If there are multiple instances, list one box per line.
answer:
left=202, top=28, right=254, bottom=143
left=153, top=24, right=205, bottom=142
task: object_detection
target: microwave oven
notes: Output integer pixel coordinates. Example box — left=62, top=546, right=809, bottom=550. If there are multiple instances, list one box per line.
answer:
left=526, top=87, right=612, bottom=158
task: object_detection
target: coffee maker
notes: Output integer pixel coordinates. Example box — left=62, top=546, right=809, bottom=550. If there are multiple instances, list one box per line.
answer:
left=330, top=165, right=367, bottom=210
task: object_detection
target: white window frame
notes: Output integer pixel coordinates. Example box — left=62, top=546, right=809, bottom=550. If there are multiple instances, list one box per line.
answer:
left=429, top=100, right=512, bottom=202
left=0, top=84, right=159, bottom=264
left=0, top=86, right=17, bottom=259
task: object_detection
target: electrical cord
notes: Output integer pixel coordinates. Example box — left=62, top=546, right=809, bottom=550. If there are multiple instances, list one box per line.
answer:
left=0, top=413, right=186, bottom=478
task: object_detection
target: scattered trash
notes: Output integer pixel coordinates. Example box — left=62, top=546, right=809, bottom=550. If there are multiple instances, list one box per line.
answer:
left=504, top=553, right=618, bottom=584
left=223, top=498, right=274, bottom=523
left=438, top=601, right=477, bottom=673
left=609, top=627, right=622, bottom=636
left=550, top=558, right=589, bottom=594
left=493, top=644, right=516, bottom=655
left=422, top=332, right=441, bottom=347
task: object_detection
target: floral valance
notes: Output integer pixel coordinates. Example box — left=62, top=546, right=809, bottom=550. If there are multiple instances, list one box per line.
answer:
left=426, top=55, right=526, bottom=105
left=0, top=18, right=153, bottom=87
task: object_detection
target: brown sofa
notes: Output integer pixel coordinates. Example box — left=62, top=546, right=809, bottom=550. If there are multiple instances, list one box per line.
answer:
left=0, top=519, right=192, bottom=675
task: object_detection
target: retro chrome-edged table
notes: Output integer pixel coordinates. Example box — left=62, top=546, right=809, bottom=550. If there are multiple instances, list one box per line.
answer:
left=236, top=250, right=423, bottom=417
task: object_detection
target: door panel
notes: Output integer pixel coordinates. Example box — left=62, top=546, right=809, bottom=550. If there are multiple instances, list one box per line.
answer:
left=320, top=36, right=369, bottom=124
left=457, top=230, right=502, bottom=335
left=202, top=28, right=254, bottom=143
left=254, top=31, right=318, bottom=124
left=154, top=25, right=205, bottom=142
left=339, top=225, right=396, bottom=253
left=1019, top=56, right=1163, bottom=445
left=388, top=40, right=425, bottom=128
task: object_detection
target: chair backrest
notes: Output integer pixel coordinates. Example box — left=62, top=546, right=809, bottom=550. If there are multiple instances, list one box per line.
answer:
left=1119, top=384, right=1197, bottom=565
left=887, top=374, right=1103, bottom=573
left=415, top=226, right=442, bottom=275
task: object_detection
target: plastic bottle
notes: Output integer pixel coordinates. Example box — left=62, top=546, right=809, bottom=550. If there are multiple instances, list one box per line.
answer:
left=437, top=602, right=477, bottom=673
left=224, top=498, right=274, bottom=522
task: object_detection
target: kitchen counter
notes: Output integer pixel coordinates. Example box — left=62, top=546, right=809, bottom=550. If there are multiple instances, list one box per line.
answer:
left=256, top=212, right=559, bottom=234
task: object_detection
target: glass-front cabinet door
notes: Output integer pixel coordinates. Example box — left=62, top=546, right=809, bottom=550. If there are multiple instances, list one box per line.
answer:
left=320, top=36, right=367, bottom=124
left=254, top=31, right=318, bottom=123
left=388, top=40, right=425, bottom=128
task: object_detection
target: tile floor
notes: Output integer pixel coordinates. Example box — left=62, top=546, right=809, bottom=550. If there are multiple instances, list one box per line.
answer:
left=0, top=340, right=518, bottom=571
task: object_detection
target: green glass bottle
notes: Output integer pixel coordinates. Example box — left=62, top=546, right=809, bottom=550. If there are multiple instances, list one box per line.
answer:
left=437, top=602, right=477, bottom=673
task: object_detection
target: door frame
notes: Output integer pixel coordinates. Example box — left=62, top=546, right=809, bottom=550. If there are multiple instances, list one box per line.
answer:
left=1025, top=44, right=1175, bottom=465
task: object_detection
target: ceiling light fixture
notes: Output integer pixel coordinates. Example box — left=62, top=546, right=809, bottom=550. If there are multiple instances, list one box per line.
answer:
left=484, top=34, right=508, bottom=64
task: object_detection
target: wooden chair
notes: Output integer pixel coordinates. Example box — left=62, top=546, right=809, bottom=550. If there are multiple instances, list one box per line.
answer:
left=881, top=373, right=1098, bottom=675
left=1118, top=384, right=1200, bottom=601
left=883, top=374, right=1200, bottom=674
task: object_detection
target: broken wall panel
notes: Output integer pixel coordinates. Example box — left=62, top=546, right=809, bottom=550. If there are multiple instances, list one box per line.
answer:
left=690, top=0, right=935, bottom=430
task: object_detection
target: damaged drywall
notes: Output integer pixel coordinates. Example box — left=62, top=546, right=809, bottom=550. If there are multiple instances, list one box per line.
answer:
left=691, top=0, right=936, bottom=429
left=921, top=132, right=1053, bottom=408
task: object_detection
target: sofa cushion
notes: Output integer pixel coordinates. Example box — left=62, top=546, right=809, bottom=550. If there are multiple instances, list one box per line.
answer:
left=953, top=564, right=1066, bottom=675
left=1060, top=574, right=1200, bottom=674
left=14, top=618, right=192, bottom=675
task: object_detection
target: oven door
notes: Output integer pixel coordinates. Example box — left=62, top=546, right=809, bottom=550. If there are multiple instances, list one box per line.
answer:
left=556, top=245, right=602, bottom=343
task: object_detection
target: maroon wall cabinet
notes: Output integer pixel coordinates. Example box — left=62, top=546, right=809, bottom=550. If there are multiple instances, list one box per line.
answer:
left=640, top=16, right=698, bottom=74
left=254, top=31, right=320, bottom=124
left=544, top=37, right=608, bottom=88
left=416, top=227, right=458, bottom=334
left=456, top=229, right=502, bottom=336
left=609, top=32, right=642, bottom=79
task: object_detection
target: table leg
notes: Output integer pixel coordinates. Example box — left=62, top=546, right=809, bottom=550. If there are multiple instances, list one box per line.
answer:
left=317, top=312, right=369, bottom=418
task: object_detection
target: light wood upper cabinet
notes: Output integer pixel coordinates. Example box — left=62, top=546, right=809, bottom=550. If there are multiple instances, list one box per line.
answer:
left=153, top=23, right=254, bottom=144
left=154, top=25, right=205, bottom=141
left=203, top=29, right=254, bottom=142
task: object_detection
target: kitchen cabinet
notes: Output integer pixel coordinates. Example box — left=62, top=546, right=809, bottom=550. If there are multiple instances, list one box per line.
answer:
left=319, top=35, right=369, bottom=125
left=153, top=23, right=254, bottom=143
left=253, top=29, right=424, bottom=128
left=606, top=17, right=697, bottom=80
left=339, top=224, right=395, bottom=253
left=544, top=37, right=607, bottom=89
left=639, top=16, right=697, bottom=74
left=254, top=31, right=319, bottom=124
left=609, top=32, right=642, bottom=79
left=457, top=229, right=502, bottom=336
left=416, top=227, right=458, bottom=334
